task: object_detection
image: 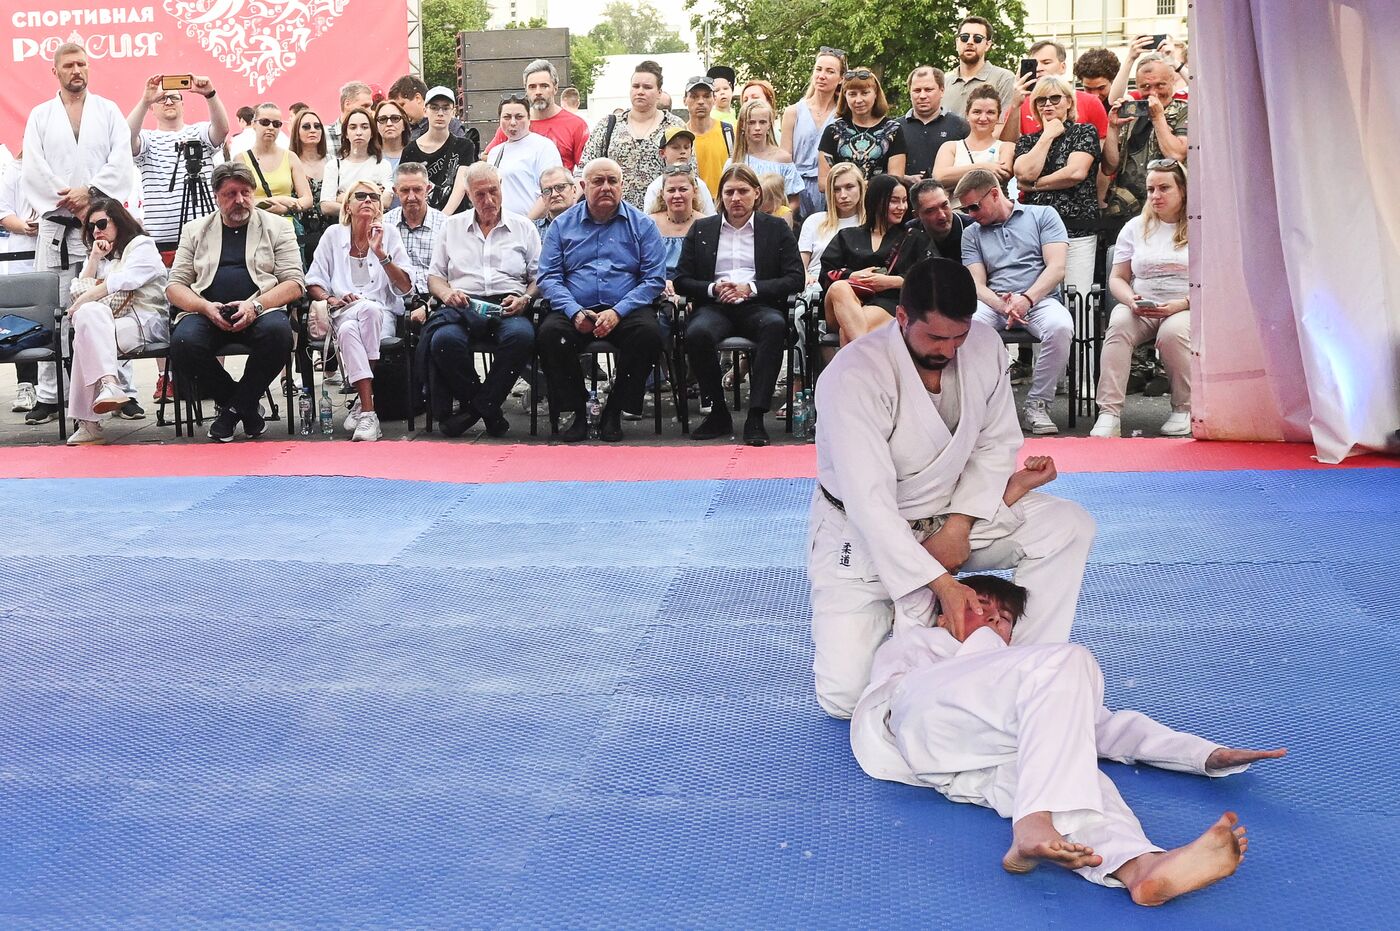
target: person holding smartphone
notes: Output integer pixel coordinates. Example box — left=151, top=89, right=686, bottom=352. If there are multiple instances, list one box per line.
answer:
left=1101, top=55, right=1188, bottom=223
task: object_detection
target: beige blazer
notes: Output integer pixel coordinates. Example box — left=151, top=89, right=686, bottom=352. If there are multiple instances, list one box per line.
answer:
left=167, top=207, right=305, bottom=319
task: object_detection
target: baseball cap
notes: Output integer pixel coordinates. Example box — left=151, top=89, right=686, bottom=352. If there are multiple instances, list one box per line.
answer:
left=425, top=86, right=455, bottom=105
left=684, top=76, right=715, bottom=96
left=660, top=126, right=696, bottom=148
left=706, top=65, right=736, bottom=87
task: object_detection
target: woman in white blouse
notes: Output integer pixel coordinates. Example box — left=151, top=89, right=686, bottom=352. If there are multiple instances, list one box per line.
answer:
left=1091, top=159, right=1192, bottom=437
left=65, top=196, right=169, bottom=445
left=306, top=179, right=413, bottom=441
left=320, top=108, right=394, bottom=219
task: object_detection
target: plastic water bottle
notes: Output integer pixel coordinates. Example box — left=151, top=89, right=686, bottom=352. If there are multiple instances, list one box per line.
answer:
left=586, top=388, right=602, bottom=431
left=298, top=391, right=312, bottom=435
left=469, top=298, right=504, bottom=318
left=792, top=392, right=808, bottom=440
left=804, top=390, right=817, bottom=444
left=319, top=382, right=334, bottom=435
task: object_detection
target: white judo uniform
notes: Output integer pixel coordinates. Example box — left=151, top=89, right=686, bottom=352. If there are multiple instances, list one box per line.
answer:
left=809, top=320, right=1095, bottom=718
left=851, top=626, right=1254, bottom=886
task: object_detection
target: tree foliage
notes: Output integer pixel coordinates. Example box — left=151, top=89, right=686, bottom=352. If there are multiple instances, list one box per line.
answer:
left=598, top=0, right=691, bottom=55
left=421, top=0, right=491, bottom=90
left=689, top=0, right=1028, bottom=109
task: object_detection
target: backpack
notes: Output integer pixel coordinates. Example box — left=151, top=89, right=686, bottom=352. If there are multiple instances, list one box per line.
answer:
left=0, top=313, right=51, bottom=360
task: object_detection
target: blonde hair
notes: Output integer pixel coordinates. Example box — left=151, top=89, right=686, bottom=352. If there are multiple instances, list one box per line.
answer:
left=1141, top=161, right=1188, bottom=250
left=732, top=99, right=778, bottom=164
left=340, top=179, right=385, bottom=225
left=1029, top=75, right=1078, bottom=126
left=758, top=172, right=787, bottom=215
left=648, top=169, right=702, bottom=215
left=817, top=163, right=866, bottom=237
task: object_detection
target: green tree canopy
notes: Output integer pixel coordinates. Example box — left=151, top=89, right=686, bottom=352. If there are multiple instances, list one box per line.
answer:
left=598, top=0, right=691, bottom=55
left=690, top=0, right=1027, bottom=110
left=421, top=0, right=491, bottom=90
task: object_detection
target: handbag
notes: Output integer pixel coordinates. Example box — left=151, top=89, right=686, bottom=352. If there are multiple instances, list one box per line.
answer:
left=0, top=313, right=51, bottom=359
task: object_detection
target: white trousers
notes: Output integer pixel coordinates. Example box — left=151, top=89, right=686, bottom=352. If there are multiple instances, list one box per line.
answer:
left=331, top=300, right=394, bottom=385
left=1063, top=234, right=1097, bottom=308
left=973, top=297, right=1073, bottom=404
left=888, top=642, right=1219, bottom=886
left=809, top=490, right=1096, bottom=718
left=67, top=304, right=169, bottom=421
left=1094, top=305, right=1192, bottom=415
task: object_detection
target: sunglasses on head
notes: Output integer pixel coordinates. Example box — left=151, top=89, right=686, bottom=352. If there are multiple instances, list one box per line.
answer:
left=843, top=69, right=874, bottom=81
left=376, top=114, right=403, bottom=124
left=662, top=165, right=694, bottom=177
left=958, top=32, right=988, bottom=43
left=257, top=118, right=282, bottom=128
left=87, top=217, right=110, bottom=232
left=818, top=46, right=846, bottom=60
left=1147, top=158, right=1181, bottom=170
left=500, top=93, right=528, bottom=105
left=351, top=190, right=378, bottom=202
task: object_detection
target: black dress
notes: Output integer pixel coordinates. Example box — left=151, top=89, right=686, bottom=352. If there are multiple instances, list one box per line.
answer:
left=819, top=225, right=910, bottom=314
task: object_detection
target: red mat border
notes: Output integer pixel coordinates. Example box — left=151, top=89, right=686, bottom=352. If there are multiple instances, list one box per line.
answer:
left=0, top=438, right=1393, bottom=483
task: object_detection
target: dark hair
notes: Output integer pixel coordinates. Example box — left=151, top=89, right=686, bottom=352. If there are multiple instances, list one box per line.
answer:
left=498, top=94, right=529, bottom=116
left=289, top=102, right=308, bottom=115
left=717, top=164, right=762, bottom=217
left=959, top=15, right=994, bottom=41
left=1028, top=39, right=1067, bottom=62
left=965, top=84, right=1003, bottom=117
left=909, top=178, right=948, bottom=205
left=291, top=108, right=328, bottom=161
left=899, top=257, right=977, bottom=322
left=81, top=195, right=145, bottom=255
left=634, top=60, right=664, bottom=89
left=1074, top=48, right=1121, bottom=83
left=862, top=173, right=906, bottom=236
left=388, top=74, right=428, bottom=101
left=959, top=574, right=1028, bottom=623
left=235, top=105, right=255, bottom=124
left=337, top=107, right=381, bottom=161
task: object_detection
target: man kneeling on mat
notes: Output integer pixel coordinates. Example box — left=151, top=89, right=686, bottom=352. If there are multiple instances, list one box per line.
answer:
left=851, top=571, right=1287, bottom=905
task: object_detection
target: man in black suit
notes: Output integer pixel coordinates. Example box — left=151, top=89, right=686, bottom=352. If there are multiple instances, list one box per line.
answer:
left=675, top=164, right=805, bottom=446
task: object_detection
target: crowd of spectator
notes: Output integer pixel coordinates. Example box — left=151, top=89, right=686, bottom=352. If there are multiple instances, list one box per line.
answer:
left=1, top=17, right=1192, bottom=445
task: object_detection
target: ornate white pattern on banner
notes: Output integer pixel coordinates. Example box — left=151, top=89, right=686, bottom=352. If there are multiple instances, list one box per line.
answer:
left=163, top=0, right=351, bottom=93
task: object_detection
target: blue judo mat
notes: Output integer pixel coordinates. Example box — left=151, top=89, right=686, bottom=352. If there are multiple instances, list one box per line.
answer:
left=0, top=468, right=1395, bottom=929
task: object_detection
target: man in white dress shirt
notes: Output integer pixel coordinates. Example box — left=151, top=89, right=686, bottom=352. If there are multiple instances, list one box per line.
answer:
left=484, top=96, right=563, bottom=217
left=423, top=162, right=540, bottom=438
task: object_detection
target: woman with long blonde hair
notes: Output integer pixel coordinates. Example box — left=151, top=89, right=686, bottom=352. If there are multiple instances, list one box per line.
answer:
left=731, top=99, right=801, bottom=216
left=781, top=46, right=846, bottom=219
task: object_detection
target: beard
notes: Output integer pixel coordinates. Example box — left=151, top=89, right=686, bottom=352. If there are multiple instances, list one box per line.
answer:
left=531, top=97, right=549, bottom=111
left=902, top=327, right=953, bottom=371
left=959, top=48, right=981, bottom=64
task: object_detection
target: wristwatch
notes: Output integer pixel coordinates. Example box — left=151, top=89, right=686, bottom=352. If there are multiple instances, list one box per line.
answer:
left=251, top=300, right=264, bottom=314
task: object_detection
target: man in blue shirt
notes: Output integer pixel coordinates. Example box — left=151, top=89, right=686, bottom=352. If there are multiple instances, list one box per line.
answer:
left=537, top=157, right=666, bottom=442
left=955, top=167, right=1071, bottom=436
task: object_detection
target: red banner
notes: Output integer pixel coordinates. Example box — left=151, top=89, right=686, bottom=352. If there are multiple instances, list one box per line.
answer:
left=2, top=0, right=410, bottom=150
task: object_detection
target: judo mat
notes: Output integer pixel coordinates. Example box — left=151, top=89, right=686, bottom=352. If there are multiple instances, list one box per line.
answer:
left=1, top=464, right=1396, bottom=929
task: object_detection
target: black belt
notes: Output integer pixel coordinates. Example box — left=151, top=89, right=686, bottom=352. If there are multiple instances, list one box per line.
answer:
left=47, top=214, right=83, bottom=270
left=820, top=485, right=845, bottom=512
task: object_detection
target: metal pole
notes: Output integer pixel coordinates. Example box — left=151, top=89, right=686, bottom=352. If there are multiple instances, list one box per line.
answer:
left=1101, top=0, right=1108, bottom=45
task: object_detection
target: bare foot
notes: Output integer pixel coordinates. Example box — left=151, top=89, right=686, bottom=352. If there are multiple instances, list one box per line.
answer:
left=1206, top=747, right=1287, bottom=771
left=1120, top=812, right=1248, bottom=906
left=1003, top=811, right=1104, bottom=874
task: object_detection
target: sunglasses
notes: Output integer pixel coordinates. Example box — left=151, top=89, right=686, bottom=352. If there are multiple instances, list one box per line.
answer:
left=1034, top=94, right=1066, bottom=107
left=540, top=182, right=573, bottom=195
left=350, top=190, right=378, bottom=202
left=256, top=118, right=283, bottom=128
left=843, top=69, right=874, bottom=81
left=818, top=46, right=847, bottom=59
left=1147, top=158, right=1181, bottom=170
left=662, top=165, right=694, bottom=177
left=87, top=217, right=110, bottom=232
left=300, top=121, right=323, bottom=131
left=960, top=189, right=994, bottom=214
left=958, top=32, right=988, bottom=44
left=376, top=114, right=403, bottom=124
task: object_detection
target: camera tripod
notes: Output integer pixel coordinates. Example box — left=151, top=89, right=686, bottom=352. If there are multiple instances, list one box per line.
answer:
left=167, top=140, right=214, bottom=243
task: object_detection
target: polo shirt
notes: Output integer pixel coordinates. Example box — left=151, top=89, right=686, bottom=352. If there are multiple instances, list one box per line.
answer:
left=900, top=109, right=970, bottom=178
left=943, top=62, right=1017, bottom=119
left=960, top=203, right=1068, bottom=294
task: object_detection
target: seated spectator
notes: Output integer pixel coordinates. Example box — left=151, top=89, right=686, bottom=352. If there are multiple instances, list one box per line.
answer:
left=64, top=197, right=169, bottom=446
left=236, top=103, right=312, bottom=224
left=898, top=178, right=965, bottom=264
left=423, top=163, right=540, bottom=438
left=534, top=166, right=580, bottom=234
left=797, top=163, right=865, bottom=291
left=647, top=167, right=703, bottom=296
left=305, top=179, right=413, bottom=441
left=674, top=164, right=804, bottom=446
left=484, top=95, right=563, bottom=217
left=578, top=61, right=685, bottom=209
left=758, top=172, right=793, bottom=226
left=166, top=162, right=303, bottom=441
left=1102, top=55, right=1188, bottom=222
left=955, top=167, right=1071, bottom=436
left=401, top=87, right=476, bottom=215
left=321, top=108, right=393, bottom=218
left=383, top=161, right=445, bottom=312
left=1009, top=41, right=1108, bottom=141
left=537, top=158, right=666, bottom=443
left=1, top=151, right=41, bottom=413
left=934, top=85, right=1012, bottom=188
left=817, top=68, right=907, bottom=187
left=899, top=66, right=970, bottom=184
left=729, top=100, right=801, bottom=215
left=820, top=173, right=910, bottom=346
left=642, top=127, right=716, bottom=217
left=1012, top=76, right=1101, bottom=301
left=1092, top=159, right=1190, bottom=437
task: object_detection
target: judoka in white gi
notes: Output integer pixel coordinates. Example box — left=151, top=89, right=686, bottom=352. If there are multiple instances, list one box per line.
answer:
left=20, top=42, right=139, bottom=422
left=851, top=569, right=1287, bottom=905
left=809, top=257, right=1095, bottom=718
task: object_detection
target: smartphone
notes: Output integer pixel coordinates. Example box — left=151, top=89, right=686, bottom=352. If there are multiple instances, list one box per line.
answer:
left=161, top=74, right=194, bottom=91
left=1134, top=299, right=1161, bottom=310
left=1152, top=33, right=1170, bottom=50
left=219, top=304, right=240, bottom=321
left=1119, top=99, right=1149, bottom=119
left=1019, top=58, right=1038, bottom=82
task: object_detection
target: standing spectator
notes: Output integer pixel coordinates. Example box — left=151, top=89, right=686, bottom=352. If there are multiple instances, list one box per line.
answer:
left=1011, top=41, right=1108, bottom=141
left=1073, top=48, right=1121, bottom=110
left=899, top=178, right=966, bottom=264
left=955, top=167, right=1071, bottom=436
left=534, top=165, right=580, bottom=234
left=900, top=66, right=970, bottom=184
left=401, top=87, right=475, bottom=215
left=739, top=80, right=777, bottom=113
left=126, top=74, right=229, bottom=247
left=324, top=81, right=373, bottom=153
left=780, top=47, right=845, bottom=219
left=389, top=74, right=468, bottom=142
left=236, top=103, right=313, bottom=225
left=536, top=158, right=666, bottom=443
left=943, top=16, right=1017, bottom=118
left=729, top=100, right=801, bottom=215
left=1, top=152, right=41, bottom=413
left=484, top=60, right=589, bottom=171
left=291, top=108, right=332, bottom=266
left=321, top=108, right=393, bottom=216
left=642, top=127, right=716, bottom=217
left=21, top=42, right=138, bottom=426
left=1091, top=160, right=1191, bottom=438
left=561, top=86, right=581, bottom=113
left=483, top=95, right=562, bottom=217
left=375, top=100, right=409, bottom=176
left=1102, top=55, right=1188, bottom=222
left=675, top=163, right=804, bottom=446
left=383, top=161, right=445, bottom=303
left=165, top=162, right=302, bottom=442
left=933, top=85, right=1013, bottom=188
left=819, top=173, right=910, bottom=345
left=682, top=76, right=732, bottom=199
left=707, top=66, right=738, bottom=125
left=817, top=68, right=907, bottom=187
left=1111, top=37, right=1189, bottom=104
left=1013, top=76, right=1101, bottom=301
left=578, top=61, right=684, bottom=210
left=228, top=105, right=288, bottom=157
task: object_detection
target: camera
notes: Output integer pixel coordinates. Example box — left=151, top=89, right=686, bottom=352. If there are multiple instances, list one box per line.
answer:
left=174, top=139, right=205, bottom=174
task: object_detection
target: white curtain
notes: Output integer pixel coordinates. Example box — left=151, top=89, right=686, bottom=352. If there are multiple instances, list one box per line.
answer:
left=1191, top=1, right=1400, bottom=462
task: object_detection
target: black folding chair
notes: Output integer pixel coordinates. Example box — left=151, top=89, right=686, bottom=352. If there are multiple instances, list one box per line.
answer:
left=0, top=270, right=66, bottom=440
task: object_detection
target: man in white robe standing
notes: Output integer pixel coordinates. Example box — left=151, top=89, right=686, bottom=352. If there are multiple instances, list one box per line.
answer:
left=851, top=573, right=1287, bottom=905
left=809, top=257, right=1095, bottom=718
left=21, top=42, right=139, bottom=425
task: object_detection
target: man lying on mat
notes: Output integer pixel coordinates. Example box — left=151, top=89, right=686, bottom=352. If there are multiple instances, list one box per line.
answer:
left=850, top=571, right=1287, bottom=905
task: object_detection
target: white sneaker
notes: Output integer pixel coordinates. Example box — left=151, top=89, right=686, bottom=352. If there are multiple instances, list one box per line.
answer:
left=1160, top=411, right=1192, bottom=436
left=66, top=420, right=107, bottom=446
left=1089, top=412, right=1121, bottom=438
left=342, top=397, right=362, bottom=432
left=11, top=382, right=37, bottom=412
left=351, top=410, right=381, bottom=442
left=92, top=382, right=131, bottom=415
left=1022, top=399, right=1059, bottom=435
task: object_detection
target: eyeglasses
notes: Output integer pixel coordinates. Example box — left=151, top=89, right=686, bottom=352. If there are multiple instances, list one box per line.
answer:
left=158, top=93, right=182, bottom=104
left=350, top=191, right=378, bottom=202
left=1034, top=94, right=1066, bottom=107
left=958, top=32, right=988, bottom=44
left=1146, top=158, right=1181, bottom=170
left=256, top=118, right=283, bottom=128
left=87, top=217, right=110, bottom=232
left=843, top=69, right=874, bottom=81
left=376, top=114, right=403, bottom=124
left=540, top=182, right=573, bottom=196
left=960, top=189, right=995, bottom=214
left=818, top=46, right=847, bottom=60
left=301, top=122, right=323, bottom=131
